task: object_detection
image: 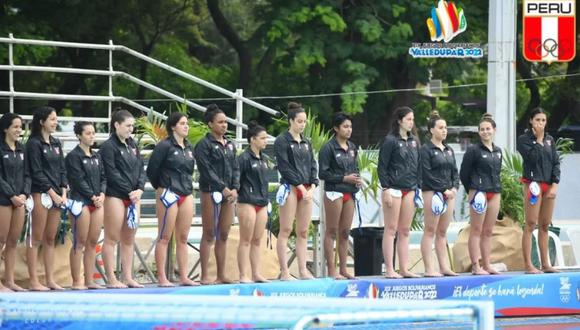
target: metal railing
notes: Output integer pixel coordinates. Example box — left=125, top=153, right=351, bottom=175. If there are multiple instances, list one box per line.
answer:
left=0, top=34, right=280, bottom=145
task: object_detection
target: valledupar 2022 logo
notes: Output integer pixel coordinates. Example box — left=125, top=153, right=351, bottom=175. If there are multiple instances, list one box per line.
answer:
left=409, top=0, right=482, bottom=59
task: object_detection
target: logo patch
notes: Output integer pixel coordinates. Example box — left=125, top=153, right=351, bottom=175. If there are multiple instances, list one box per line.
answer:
left=426, top=0, right=467, bottom=42
left=523, top=0, right=576, bottom=63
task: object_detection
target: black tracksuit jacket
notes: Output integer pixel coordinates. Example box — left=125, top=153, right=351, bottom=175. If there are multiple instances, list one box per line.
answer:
left=26, top=135, right=68, bottom=195
left=378, top=133, right=421, bottom=190
left=420, top=141, right=460, bottom=192
left=274, top=131, right=319, bottom=187
left=65, top=145, right=107, bottom=205
left=0, top=140, right=30, bottom=206
left=459, top=142, right=502, bottom=193
left=238, top=148, right=270, bottom=206
left=99, top=135, right=147, bottom=200
left=517, top=130, right=560, bottom=184
left=146, top=136, right=196, bottom=196
left=194, top=133, right=240, bottom=193
left=318, top=137, right=360, bottom=193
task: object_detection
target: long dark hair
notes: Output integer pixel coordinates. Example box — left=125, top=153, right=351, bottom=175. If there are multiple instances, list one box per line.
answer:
left=390, top=106, right=414, bottom=134
left=109, top=108, right=133, bottom=135
left=0, top=113, right=22, bottom=141
left=527, top=107, right=546, bottom=130
left=166, top=112, right=187, bottom=137
left=30, top=106, right=56, bottom=138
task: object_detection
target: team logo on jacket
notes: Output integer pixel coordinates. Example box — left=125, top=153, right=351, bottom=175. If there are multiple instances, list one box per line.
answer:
left=546, top=139, right=552, bottom=146
left=54, top=147, right=60, bottom=155
left=447, top=150, right=453, bottom=156
left=174, top=151, right=179, bottom=155
left=2, top=154, right=8, bottom=159
left=228, top=144, right=234, bottom=151
left=411, top=141, right=417, bottom=148
left=349, top=150, right=355, bottom=157
left=83, top=159, right=88, bottom=164
left=304, top=144, right=309, bottom=151
left=336, top=153, right=342, bottom=158
left=188, top=151, right=194, bottom=158
left=20, top=153, right=24, bottom=160
left=131, top=148, right=137, bottom=155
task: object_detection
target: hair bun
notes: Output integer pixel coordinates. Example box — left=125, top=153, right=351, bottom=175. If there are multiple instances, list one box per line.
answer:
left=287, top=101, right=303, bottom=111
left=206, top=104, right=220, bottom=112
left=247, top=120, right=259, bottom=129
left=481, top=113, right=493, bottom=121
left=429, top=110, right=440, bottom=120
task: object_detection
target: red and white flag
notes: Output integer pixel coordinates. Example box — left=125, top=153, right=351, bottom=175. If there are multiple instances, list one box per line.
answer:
left=523, top=0, right=576, bottom=63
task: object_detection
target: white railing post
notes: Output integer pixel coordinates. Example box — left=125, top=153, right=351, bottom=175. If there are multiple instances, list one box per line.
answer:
left=108, top=40, right=114, bottom=123
left=235, top=89, right=243, bottom=149
left=8, top=33, right=14, bottom=113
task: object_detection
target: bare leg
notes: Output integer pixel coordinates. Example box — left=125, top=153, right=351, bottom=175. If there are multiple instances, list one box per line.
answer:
left=174, top=195, right=197, bottom=285
left=538, top=195, right=559, bottom=273
left=154, top=189, right=178, bottom=287
left=251, top=207, right=269, bottom=282
left=85, top=206, right=104, bottom=289
left=397, top=192, right=419, bottom=278
left=382, top=191, right=402, bottom=278
left=277, top=190, right=298, bottom=281
left=420, top=191, right=442, bottom=277
left=120, top=202, right=142, bottom=288
left=0, top=206, right=13, bottom=292
left=435, top=197, right=457, bottom=276
left=237, top=203, right=256, bottom=283
left=522, top=184, right=542, bottom=274
left=200, top=192, right=216, bottom=284
left=481, top=194, right=500, bottom=274
left=70, top=208, right=90, bottom=290
left=323, top=196, right=343, bottom=279
left=44, top=208, right=64, bottom=290
left=27, top=193, right=49, bottom=291
left=215, top=201, right=235, bottom=284
left=102, top=197, right=127, bottom=288
left=338, top=198, right=355, bottom=279
left=296, top=195, right=314, bottom=280
left=4, top=206, right=26, bottom=291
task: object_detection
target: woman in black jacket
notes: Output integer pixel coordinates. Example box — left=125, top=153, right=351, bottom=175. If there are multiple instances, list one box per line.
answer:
left=237, top=122, right=271, bottom=283
left=194, top=104, right=240, bottom=284
left=419, top=111, right=459, bottom=277
left=274, top=102, right=319, bottom=280
left=26, top=106, right=67, bottom=291
left=378, top=106, right=421, bottom=278
left=0, top=113, right=30, bottom=292
left=319, top=113, right=361, bottom=279
left=460, top=114, right=502, bottom=275
left=147, top=112, right=197, bottom=287
left=517, top=107, right=560, bottom=274
left=65, top=121, right=106, bottom=289
left=100, top=109, right=147, bottom=288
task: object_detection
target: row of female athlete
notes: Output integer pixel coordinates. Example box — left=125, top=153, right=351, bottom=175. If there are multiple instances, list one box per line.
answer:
left=0, top=102, right=559, bottom=291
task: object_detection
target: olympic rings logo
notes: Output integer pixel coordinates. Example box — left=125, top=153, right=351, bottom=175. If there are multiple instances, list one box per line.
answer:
left=526, top=38, right=573, bottom=58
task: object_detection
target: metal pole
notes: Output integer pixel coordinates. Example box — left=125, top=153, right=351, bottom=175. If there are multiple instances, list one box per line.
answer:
left=108, top=40, right=113, bottom=124
left=8, top=33, right=14, bottom=113
left=487, top=0, right=517, bottom=152
left=316, top=184, right=326, bottom=277
left=235, top=89, right=243, bottom=149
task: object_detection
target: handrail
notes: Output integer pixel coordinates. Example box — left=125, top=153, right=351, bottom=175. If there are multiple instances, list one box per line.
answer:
left=0, top=35, right=280, bottom=117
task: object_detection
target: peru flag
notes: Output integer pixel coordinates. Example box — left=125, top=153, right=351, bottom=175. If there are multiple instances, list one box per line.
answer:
left=523, top=0, right=576, bottom=63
